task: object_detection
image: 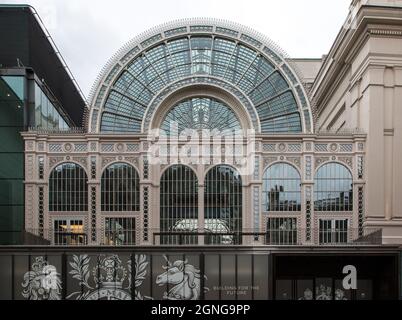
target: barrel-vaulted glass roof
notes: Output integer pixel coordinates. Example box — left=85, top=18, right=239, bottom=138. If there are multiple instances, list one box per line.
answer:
left=89, top=19, right=313, bottom=134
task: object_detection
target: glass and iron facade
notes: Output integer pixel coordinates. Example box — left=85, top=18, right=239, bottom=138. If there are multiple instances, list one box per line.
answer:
left=3, top=3, right=402, bottom=301
left=20, top=19, right=370, bottom=247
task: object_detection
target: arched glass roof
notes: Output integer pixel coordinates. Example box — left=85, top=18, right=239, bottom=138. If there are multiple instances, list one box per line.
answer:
left=161, top=97, right=241, bottom=135
left=90, top=20, right=313, bottom=134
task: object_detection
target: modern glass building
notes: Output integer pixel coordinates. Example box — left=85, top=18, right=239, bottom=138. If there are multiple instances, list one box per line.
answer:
left=1, top=1, right=402, bottom=300
left=0, top=5, right=86, bottom=244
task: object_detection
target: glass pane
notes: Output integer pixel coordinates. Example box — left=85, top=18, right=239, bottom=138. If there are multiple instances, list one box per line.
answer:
left=1, top=76, right=24, bottom=100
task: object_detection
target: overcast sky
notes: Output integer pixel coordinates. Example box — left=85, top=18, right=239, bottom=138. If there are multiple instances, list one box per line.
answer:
left=2, top=0, right=352, bottom=99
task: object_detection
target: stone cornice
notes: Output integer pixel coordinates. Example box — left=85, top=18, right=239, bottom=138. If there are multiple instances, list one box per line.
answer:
left=312, top=5, right=402, bottom=109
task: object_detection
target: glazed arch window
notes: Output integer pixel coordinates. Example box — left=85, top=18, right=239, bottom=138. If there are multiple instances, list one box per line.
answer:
left=49, top=163, right=88, bottom=212
left=101, top=163, right=140, bottom=211
left=160, top=97, right=241, bottom=136
left=99, top=35, right=306, bottom=134
left=314, top=163, right=353, bottom=211
left=262, top=163, right=301, bottom=211
left=204, top=165, right=242, bottom=245
left=160, top=165, right=198, bottom=245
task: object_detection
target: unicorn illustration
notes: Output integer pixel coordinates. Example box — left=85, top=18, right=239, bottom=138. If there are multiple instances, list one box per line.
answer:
left=156, top=255, right=208, bottom=300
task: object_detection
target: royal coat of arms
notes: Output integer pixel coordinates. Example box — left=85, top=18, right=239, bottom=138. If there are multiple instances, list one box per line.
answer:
left=67, top=254, right=150, bottom=300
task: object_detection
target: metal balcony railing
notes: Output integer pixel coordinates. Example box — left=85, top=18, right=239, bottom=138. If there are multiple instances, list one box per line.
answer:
left=316, top=128, right=366, bottom=135
left=27, top=127, right=85, bottom=134
left=10, top=227, right=383, bottom=247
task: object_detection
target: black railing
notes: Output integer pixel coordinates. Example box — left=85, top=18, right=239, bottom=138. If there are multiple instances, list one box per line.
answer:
left=1, top=228, right=383, bottom=246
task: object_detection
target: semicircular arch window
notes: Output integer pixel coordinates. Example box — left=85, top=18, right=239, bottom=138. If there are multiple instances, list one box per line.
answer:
left=314, top=163, right=353, bottom=211
left=49, top=162, right=88, bottom=212
left=100, top=36, right=303, bottom=134
left=262, top=163, right=301, bottom=212
left=160, top=97, right=241, bottom=135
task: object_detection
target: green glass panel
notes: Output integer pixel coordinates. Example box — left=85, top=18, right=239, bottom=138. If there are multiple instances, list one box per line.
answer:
left=0, top=101, right=24, bottom=126
left=0, top=127, right=23, bottom=152
left=0, top=205, right=23, bottom=231
left=1, top=76, right=24, bottom=101
left=0, top=180, right=24, bottom=205
left=0, top=153, right=24, bottom=179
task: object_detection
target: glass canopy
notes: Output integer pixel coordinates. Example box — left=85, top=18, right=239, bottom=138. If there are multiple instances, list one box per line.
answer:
left=160, top=97, right=241, bottom=135
left=100, top=35, right=303, bottom=133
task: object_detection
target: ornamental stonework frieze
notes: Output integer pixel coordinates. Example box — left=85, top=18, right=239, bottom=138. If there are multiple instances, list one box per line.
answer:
left=314, top=144, right=328, bottom=153
left=90, top=142, right=97, bottom=152
left=25, top=141, right=34, bottom=151
left=72, top=157, right=88, bottom=168
left=49, top=157, right=64, bottom=169
left=101, top=144, right=115, bottom=153
left=116, top=143, right=125, bottom=152
left=47, top=142, right=89, bottom=153
left=101, top=157, right=117, bottom=167
left=26, top=155, right=34, bottom=180
left=25, top=185, right=34, bottom=230
left=278, top=143, right=286, bottom=152
left=126, top=144, right=140, bottom=152
left=64, top=143, right=73, bottom=152
left=338, top=156, right=353, bottom=169
left=329, top=143, right=338, bottom=152
left=315, top=157, right=330, bottom=168
left=49, top=144, right=62, bottom=153
left=286, top=157, right=301, bottom=169
left=124, top=157, right=139, bottom=166
left=287, top=144, right=302, bottom=153
left=263, top=157, right=278, bottom=168
left=262, top=144, right=276, bottom=152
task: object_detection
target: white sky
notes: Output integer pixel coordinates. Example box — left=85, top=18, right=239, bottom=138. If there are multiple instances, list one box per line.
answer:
left=2, top=0, right=352, bottom=99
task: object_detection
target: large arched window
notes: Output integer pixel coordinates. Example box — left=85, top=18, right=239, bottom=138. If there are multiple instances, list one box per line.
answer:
left=314, top=163, right=353, bottom=211
left=101, top=163, right=140, bottom=211
left=262, top=163, right=301, bottom=211
left=49, top=163, right=88, bottom=211
left=204, top=165, right=242, bottom=244
left=94, top=23, right=313, bottom=134
left=161, top=97, right=241, bottom=136
left=160, top=165, right=198, bottom=244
